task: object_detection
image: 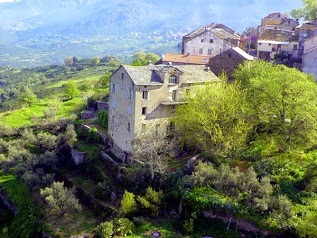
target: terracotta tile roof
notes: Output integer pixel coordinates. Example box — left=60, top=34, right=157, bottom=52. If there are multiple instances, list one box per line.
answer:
left=121, top=64, right=219, bottom=86
left=259, top=29, right=298, bottom=42
left=161, top=54, right=210, bottom=65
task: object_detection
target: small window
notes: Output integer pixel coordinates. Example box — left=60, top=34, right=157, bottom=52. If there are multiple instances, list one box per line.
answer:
left=142, top=90, right=149, bottom=100
left=172, top=90, right=177, bottom=102
left=127, top=89, right=133, bottom=99
left=207, top=49, right=212, bottom=55
left=269, top=43, right=272, bottom=46
left=228, top=53, right=232, bottom=58
left=259, top=43, right=262, bottom=45
left=121, top=73, right=124, bottom=80
left=171, top=105, right=176, bottom=113
left=142, top=107, right=147, bottom=115
left=169, top=75, right=178, bottom=84
left=201, top=39, right=204, bottom=42
left=127, top=122, right=130, bottom=132
left=127, top=106, right=132, bottom=115
left=168, top=122, right=175, bottom=132
left=111, top=83, right=116, bottom=93
left=210, top=39, right=213, bottom=43
left=199, top=48, right=203, bottom=54
left=111, top=100, right=117, bottom=109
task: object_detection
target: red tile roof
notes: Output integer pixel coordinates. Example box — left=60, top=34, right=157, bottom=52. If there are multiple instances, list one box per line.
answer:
left=161, top=54, right=210, bottom=65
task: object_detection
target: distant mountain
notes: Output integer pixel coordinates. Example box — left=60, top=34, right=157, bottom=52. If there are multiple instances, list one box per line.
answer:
left=0, top=0, right=302, bottom=67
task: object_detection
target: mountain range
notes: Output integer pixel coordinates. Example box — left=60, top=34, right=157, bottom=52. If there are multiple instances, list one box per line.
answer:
left=0, top=0, right=302, bottom=67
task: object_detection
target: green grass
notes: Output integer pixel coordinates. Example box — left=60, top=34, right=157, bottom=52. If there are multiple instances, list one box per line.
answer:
left=0, top=97, right=86, bottom=128
left=130, top=220, right=182, bottom=238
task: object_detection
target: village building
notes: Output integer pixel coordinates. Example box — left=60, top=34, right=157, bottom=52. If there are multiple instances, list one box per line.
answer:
left=257, top=29, right=299, bottom=61
left=257, top=12, right=299, bottom=36
left=108, top=64, right=219, bottom=161
left=181, top=23, right=240, bottom=57
left=302, top=34, right=317, bottom=80
left=294, top=19, right=317, bottom=58
left=207, top=47, right=255, bottom=80
left=156, top=53, right=210, bottom=65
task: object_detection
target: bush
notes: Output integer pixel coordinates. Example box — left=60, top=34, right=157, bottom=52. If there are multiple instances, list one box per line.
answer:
left=120, top=190, right=137, bottom=217
left=97, top=110, right=108, bottom=128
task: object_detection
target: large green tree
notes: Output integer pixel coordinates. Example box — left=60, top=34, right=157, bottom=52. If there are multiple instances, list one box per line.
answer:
left=291, top=0, right=317, bottom=20
left=173, top=81, right=251, bottom=156
left=131, top=52, right=160, bottom=66
left=234, top=60, right=317, bottom=151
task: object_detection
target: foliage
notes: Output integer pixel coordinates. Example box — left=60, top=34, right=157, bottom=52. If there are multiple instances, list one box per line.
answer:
left=291, top=0, right=317, bottom=20
left=234, top=60, right=317, bottom=152
left=0, top=174, right=44, bottom=238
left=63, top=124, right=78, bottom=146
left=115, top=218, right=135, bottom=237
left=99, top=220, right=114, bottom=238
left=137, top=187, right=163, bottom=216
left=131, top=52, right=160, bottom=66
left=99, top=72, right=112, bottom=86
left=174, top=81, right=251, bottom=157
left=64, top=80, right=80, bottom=99
left=19, top=87, right=37, bottom=107
left=120, top=190, right=137, bottom=217
left=98, top=110, right=108, bottom=128
left=40, top=181, right=82, bottom=216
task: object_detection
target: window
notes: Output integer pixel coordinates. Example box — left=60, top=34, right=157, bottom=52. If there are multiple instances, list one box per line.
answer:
left=269, top=43, right=272, bottom=46
left=111, top=100, right=117, bottom=109
left=207, top=49, right=212, bottom=55
left=142, top=90, right=149, bottom=100
left=142, top=107, right=147, bottom=115
left=259, top=43, right=262, bottom=45
left=199, top=48, right=203, bottom=54
left=155, top=124, right=160, bottom=135
left=127, top=122, right=130, bottom=132
left=169, top=75, right=178, bottom=84
left=228, top=53, right=232, bottom=58
left=171, top=105, right=176, bottom=113
left=127, top=89, right=133, bottom=99
left=201, top=39, right=204, bottom=42
left=172, top=90, right=177, bottom=102
left=127, top=106, right=132, bottom=115
left=111, top=83, right=116, bottom=93
left=121, top=73, right=124, bottom=80
left=168, top=122, right=175, bottom=132
left=210, top=39, right=213, bottom=43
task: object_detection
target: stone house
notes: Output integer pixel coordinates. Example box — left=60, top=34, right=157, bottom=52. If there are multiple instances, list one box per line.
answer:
left=156, top=53, right=210, bottom=65
left=182, top=23, right=240, bottom=57
left=294, top=19, right=317, bottom=58
left=302, top=35, right=317, bottom=80
left=257, top=29, right=299, bottom=61
left=108, top=64, right=219, bottom=161
left=257, top=12, right=298, bottom=36
left=207, top=47, right=255, bottom=80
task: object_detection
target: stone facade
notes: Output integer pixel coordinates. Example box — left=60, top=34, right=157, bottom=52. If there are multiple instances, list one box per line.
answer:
left=108, top=64, right=219, bottom=161
left=182, top=23, right=240, bottom=57
left=207, top=47, right=255, bottom=80
left=302, top=35, right=317, bottom=80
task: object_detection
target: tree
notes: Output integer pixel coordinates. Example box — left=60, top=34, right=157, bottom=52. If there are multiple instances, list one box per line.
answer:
left=99, top=221, right=114, bottom=238
left=40, top=181, right=81, bottom=216
left=19, top=87, right=37, bottom=107
left=91, top=57, right=100, bottom=65
left=137, top=187, right=163, bottom=216
left=99, top=72, right=112, bottom=86
left=64, top=81, right=80, bottom=99
left=234, top=60, right=317, bottom=151
left=173, top=81, right=251, bottom=157
left=291, top=0, right=317, bottom=20
left=132, top=126, right=175, bottom=179
left=98, top=110, right=108, bottom=128
left=120, top=190, right=137, bottom=217
left=131, top=52, right=160, bottom=66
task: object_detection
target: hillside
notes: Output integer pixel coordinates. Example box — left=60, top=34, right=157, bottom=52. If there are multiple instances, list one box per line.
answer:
left=0, top=0, right=302, bottom=67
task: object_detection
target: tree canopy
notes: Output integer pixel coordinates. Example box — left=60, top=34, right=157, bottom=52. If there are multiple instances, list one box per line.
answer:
left=173, top=81, right=251, bottom=157
left=291, top=0, right=317, bottom=20
left=131, top=52, right=160, bottom=66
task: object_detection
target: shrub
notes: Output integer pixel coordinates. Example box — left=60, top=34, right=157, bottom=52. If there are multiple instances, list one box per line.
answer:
left=120, top=190, right=137, bottom=217
left=97, top=110, right=108, bottom=128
